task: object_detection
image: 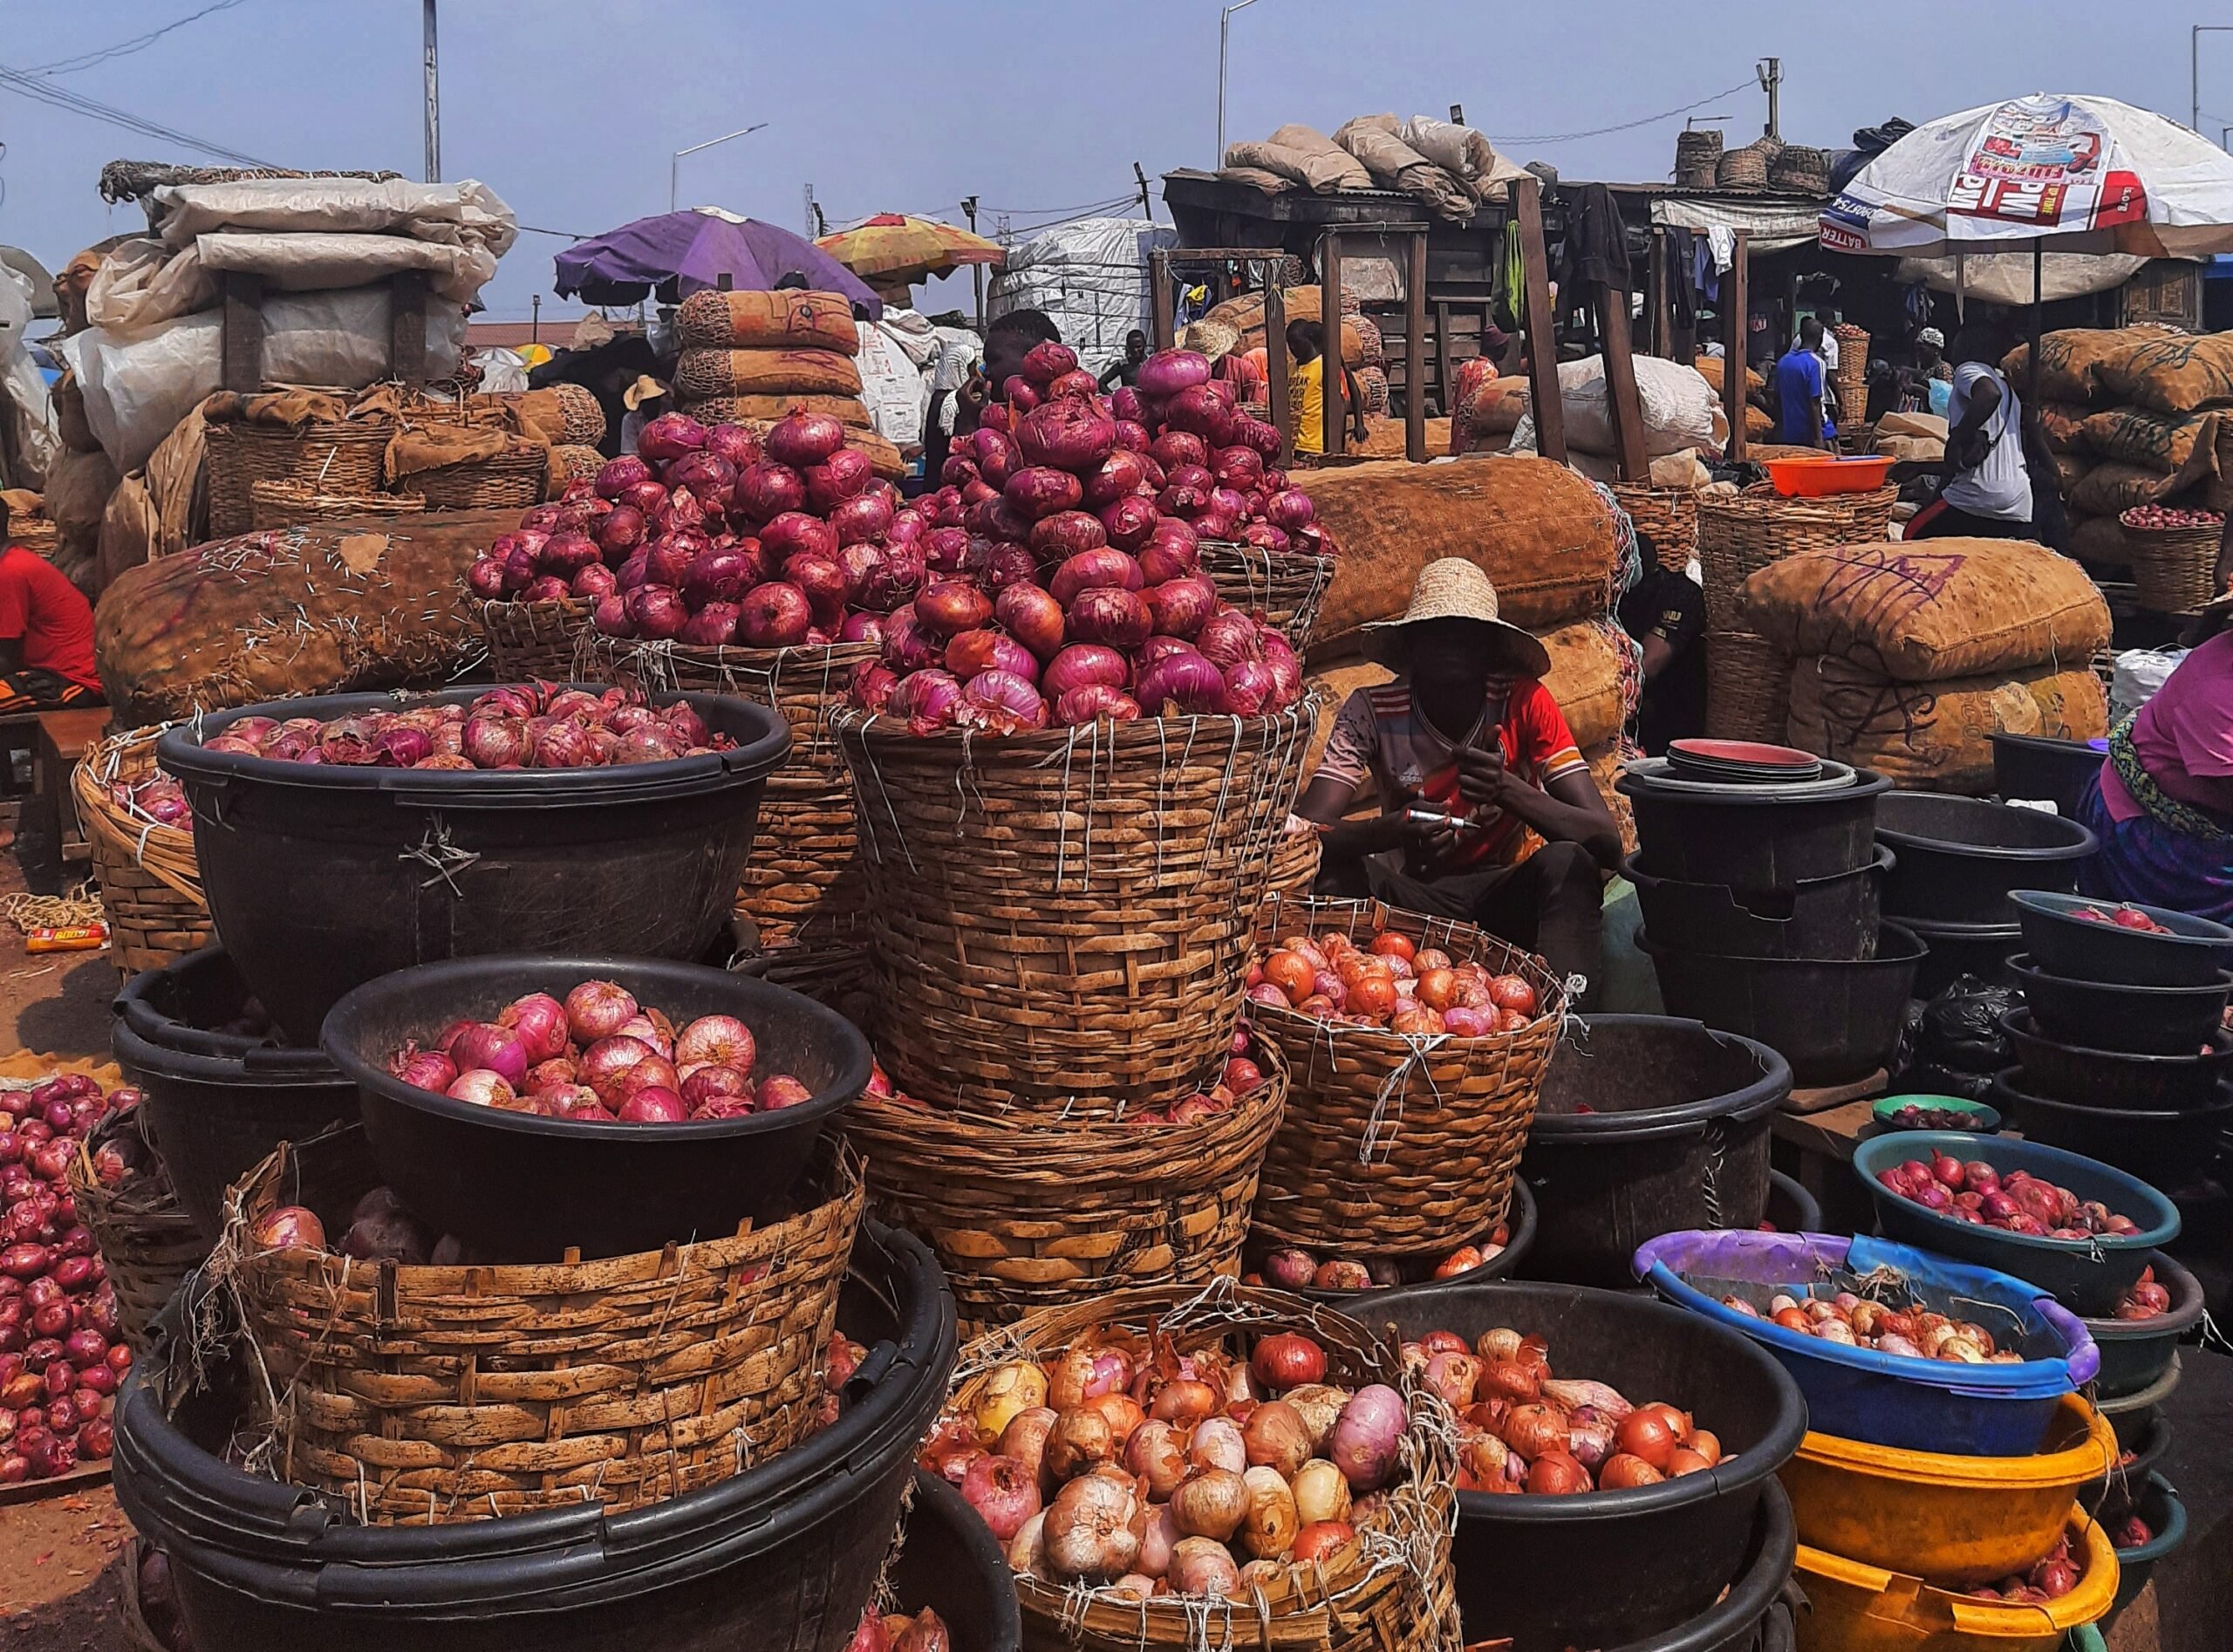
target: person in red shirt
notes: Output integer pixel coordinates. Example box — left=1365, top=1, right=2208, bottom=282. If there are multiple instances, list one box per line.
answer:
left=0, top=498, right=103, bottom=713
left=1297, top=558, right=1621, bottom=991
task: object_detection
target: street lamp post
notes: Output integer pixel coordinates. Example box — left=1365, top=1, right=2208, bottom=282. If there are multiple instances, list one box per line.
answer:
left=1216, top=0, right=1260, bottom=167
left=671, top=124, right=769, bottom=213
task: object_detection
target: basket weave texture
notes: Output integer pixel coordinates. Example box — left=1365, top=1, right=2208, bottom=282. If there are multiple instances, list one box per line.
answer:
left=1246, top=895, right=1565, bottom=1255
left=1699, top=491, right=1860, bottom=631
left=205, top=419, right=394, bottom=538
left=1611, top=481, right=1702, bottom=568
left=1198, top=540, right=1336, bottom=650
left=248, top=481, right=425, bottom=529
left=74, top=727, right=210, bottom=977
left=67, top=1111, right=210, bottom=1354
left=232, top=1130, right=864, bottom=1525
left=1705, top=629, right=1795, bottom=743
left=843, top=1042, right=1287, bottom=1337
left=471, top=597, right=600, bottom=683
left=1267, top=825, right=1324, bottom=912
left=837, top=705, right=1316, bottom=1118
left=409, top=447, right=547, bottom=513
left=943, top=1280, right=1461, bottom=1652
left=2120, top=513, right=2223, bottom=613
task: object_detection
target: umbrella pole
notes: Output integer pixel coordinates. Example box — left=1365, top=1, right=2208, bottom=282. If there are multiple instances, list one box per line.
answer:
left=2028, top=240, right=2043, bottom=418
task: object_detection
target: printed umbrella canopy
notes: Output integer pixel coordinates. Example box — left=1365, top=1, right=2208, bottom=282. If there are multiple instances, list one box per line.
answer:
left=555, top=208, right=882, bottom=313
left=816, top=214, right=1007, bottom=285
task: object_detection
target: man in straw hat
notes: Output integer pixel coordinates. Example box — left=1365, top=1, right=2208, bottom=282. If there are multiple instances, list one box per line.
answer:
left=1298, top=558, right=1622, bottom=992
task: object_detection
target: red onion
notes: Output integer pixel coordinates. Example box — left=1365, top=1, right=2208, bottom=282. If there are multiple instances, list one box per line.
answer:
left=1138, top=350, right=1212, bottom=399
left=962, top=670, right=1049, bottom=733
left=1042, top=644, right=1130, bottom=699
left=1141, top=517, right=1199, bottom=571
left=1261, top=632, right=1302, bottom=703
left=923, top=527, right=972, bottom=573
left=393, top=1048, right=458, bottom=1093
left=841, top=611, right=888, bottom=647
left=1220, top=659, right=1279, bottom=716
left=1197, top=610, right=1263, bottom=671
left=915, top=580, right=994, bottom=638
left=668, top=450, right=737, bottom=506
left=625, top=585, right=688, bottom=641
left=1065, top=587, right=1151, bottom=649
left=1157, top=482, right=1209, bottom=519
left=706, top=423, right=761, bottom=469
left=784, top=554, right=849, bottom=625
left=882, top=606, right=941, bottom=672
left=1028, top=510, right=1109, bottom=561
left=1240, top=522, right=1292, bottom=556
left=617, top=1088, right=688, bottom=1124
left=737, top=582, right=813, bottom=647
left=636, top=413, right=707, bottom=462
left=1233, top=415, right=1281, bottom=457
left=973, top=429, right=1020, bottom=488
left=886, top=506, right=925, bottom=546
left=803, top=448, right=873, bottom=510
left=1136, top=650, right=1227, bottom=716
left=761, top=510, right=838, bottom=563
left=501, top=993, right=570, bottom=1063
left=994, top=584, right=1068, bottom=660
left=446, top=1068, right=516, bottom=1108
left=643, top=536, right=696, bottom=588
left=542, top=531, right=601, bottom=577
left=1049, top=550, right=1144, bottom=604
left=891, top=670, right=964, bottom=730
left=1001, top=375, right=1039, bottom=413
left=1208, top=486, right=1249, bottom=522
left=591, top=593, right=634, bottom=638
left=1109, top=386, right=1144, bottom=421
left=1329, top=1385, right=1407, bottom=1491
left=449, top=1024, right=529, bottom=1088
left=681, top=548, right=752, bottom=607
left=764, top=411, right=847, bottom=468
left=1055, top=686, right=1142, bottom=726
left=946, top=630, right=1039, bottom=682
left=1099, top=495, right=1160, bottom=552
left=1145, top=577, right=1218, bottom=639
left=595, top=455, right=652, bottom=499
left=1015, top=399, right=1116, bottom=471
left=565, top=980, right=638, bottom=1043
left=1211, top=446, right=1265, bottom=490
left=1266, top=488, right=1316, bottom=530
left=466, top=559, right=509, bottom=599
left=734, top=461, right=806, bottom=522
left=1021, top=340, right=1079, bottom=385
left=1002, top=467, right=1083, bottom=522
left=1112, top=418, right=1151, bottom=453
left=940, top=454, right=980, bottom=488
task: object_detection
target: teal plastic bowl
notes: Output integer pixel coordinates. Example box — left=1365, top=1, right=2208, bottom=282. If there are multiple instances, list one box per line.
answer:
left=1851, top=1131, right=2180, bottom=1315
left=1870, top=1094, right=2003, bottom=1134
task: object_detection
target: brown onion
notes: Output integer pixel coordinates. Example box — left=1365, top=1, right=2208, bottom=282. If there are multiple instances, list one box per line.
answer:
left=1006, top=1512, right=1049, bottom=1580
left=1615, top=1410, right=1681, bottom=1471
left=1250, top=1333, right=1327, bottom=1392
left=1170, top=1467, right=1249, bottom=1541
left=1125, top=1419, right=1190, bottom=1500
left=1240, top=1464, right=1301, bottom=1559
left=1242, top=1400, right=1313, bottom=1478
left=1082, top=1392, right=1145, bottom=1452
left=1526, top=1451, right=1594, bottom=1494
left=1148, top=1377, right=1216, bottom=1427
left=1501, top=1403, right=1570, bottom=1462
left=1292, top=1457, right=1352, bottom=1527
left=1046, top=1407, right=1117, bottom=1480
left=1167, top=1536, right=1240, bottom=1597
left=1292, top=1519, right=1355, bottom=1564
left=1187, top=1413, right=1247, bottom=1477
left=1480, top=1359, right=1542, bottom=1403
left=1137, top=1503, right=1180, bottom=1579
left=1283, top=1384, right=1350, bottom=1452
left=997, top=1407, right=1059, bottom=1488
left=1043, top=1471, right=1144, bottom=1580
left=1424, top=1351, right=1483, bottom=1410
left=1598, top=1453, right=1664, bottom=1489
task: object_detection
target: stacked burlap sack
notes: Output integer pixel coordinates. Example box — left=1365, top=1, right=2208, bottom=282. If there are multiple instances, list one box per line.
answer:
left=1220, top=114, right=1522, bottom=218
left=1505, top=355, right=1727, bottom=489
left=668, top=289, right=902, bottom=479
left=1738, top=537, right=2111, bottom=794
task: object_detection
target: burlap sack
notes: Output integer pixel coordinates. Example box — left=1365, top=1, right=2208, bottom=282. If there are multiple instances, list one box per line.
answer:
left=679, top=393, right=874, bottom=429
left=1353, top=415, right=1451, bottom=459
left=1334, top=115, right=1475, bottom=220
left=1877, top=411, right=1948, bottom=442
left=1692, top=355, right=1764, bottom=395
left=2068, top=514, right=2132, bottom=566
left=97, top=474, right=155, bottom=594
left=1738, top=538, right=2110, bottom=683
left=2078, top=407, right=2220, bottom=474
left=1874, top=433, right=1943, bottom=463
left=2068, top=461, right=2180, bottom=516
left=1262, top=126, right=1374, bottom=193
left=672, top=346, right=864, bottom=401
left=2037, top=400, right=2090, bottom=454
left=1205, top=283, right=1358, bottom=336
left=42, top=447, right=119, bottom=576
left=1457, top=373, right=1530, bottom=436
left=93, top=509, right=516, bottom=723
left=674, top=288, right=859, bottom=354
left=52, top=372, right=101, bottom=454
left=2052, top=453, right=2093, bottom=494
left=1302, top=456, right=1622, bottom=649
left=2096, top=331, right=2233, bottom=417
left=1565, top=449, right=1711, bottom=489
left=1786, top=654, right=2109, bottom=794
left=1585, top=739, right=1637, bottom=857
left=2004, top=330, right=2169, bottom=405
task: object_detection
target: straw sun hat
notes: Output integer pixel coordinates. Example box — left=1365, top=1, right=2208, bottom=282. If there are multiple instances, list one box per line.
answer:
left=1180, top=317, right=1239, bottom=361
left=1362, top=557, right=1552, bottom=677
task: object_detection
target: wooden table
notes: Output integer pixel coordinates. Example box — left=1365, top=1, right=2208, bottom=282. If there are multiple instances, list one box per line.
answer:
left=32, top=708, right=110, bottom=866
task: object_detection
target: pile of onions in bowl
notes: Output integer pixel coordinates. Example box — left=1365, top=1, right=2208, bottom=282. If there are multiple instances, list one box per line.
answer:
left=1246, top=926, right=1539, bottom=1033
left=2114, top=1266, right=2171, bottom=1320
left=1873, top=1155, right=2146, bottom=1239
left=1403, top=1325, right=1721, bottom=1494
left=110, top=771, right=191, bottom=827
left=1717, top=1290, right=2023, bottom=1364
left=923, top=1323, right=1421, bottom=1600
left=1246, top=1222, right=1510, bottom=1294
left=385, top=980, right=810, bottom=1123
left=0, top=1075, right=144, bottom=1481
left=195, top=684, right=731, bottom=772
left=844, top=1606, right=949, bottom=1652
left=1967, top=1530, right=2086, bottom=1603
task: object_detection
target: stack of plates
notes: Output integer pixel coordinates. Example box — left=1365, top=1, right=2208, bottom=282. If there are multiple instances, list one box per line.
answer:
left=1667, top=739, right=1825, bottom=786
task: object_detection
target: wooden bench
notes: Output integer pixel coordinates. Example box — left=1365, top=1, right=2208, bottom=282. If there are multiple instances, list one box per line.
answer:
left=33, top=707, right=112, bottom=865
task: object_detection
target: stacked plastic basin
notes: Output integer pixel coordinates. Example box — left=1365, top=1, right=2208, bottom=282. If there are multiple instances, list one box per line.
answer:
left=1635, top=1231, right=2122, bottom=1652
left=1872, top=793, right=2093, bottom=999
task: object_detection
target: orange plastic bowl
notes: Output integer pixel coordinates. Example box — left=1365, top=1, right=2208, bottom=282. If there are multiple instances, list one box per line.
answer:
left=1766, top=454, right=1895, bottom=497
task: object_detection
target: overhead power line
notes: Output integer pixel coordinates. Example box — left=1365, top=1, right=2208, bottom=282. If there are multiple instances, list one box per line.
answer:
left=30, top=0, right=250, bottom=75
left=1484, top=79, right=1758, bottom=146
left=0, top=58, right=277, bottom=166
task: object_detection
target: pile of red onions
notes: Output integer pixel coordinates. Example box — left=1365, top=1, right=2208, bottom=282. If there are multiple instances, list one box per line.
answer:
left=2114, top=1266, right=2172, bottom=1320
left=386, top=980, right=810, bottom=1123
left=1967, top=1530, right=2085, bottom=1604
left=111, top=772, right=191, bottom=827
left=195, top=685, right=732, bottom=772
left=1119, top=348, right=1332, bottom=561
left=0, top=1075, right=143, bottom=1482
left=844, top=1605, right=950, bottom=1652
left=1718, top=1290, right=2022, bottom=1365
left=1248, top=1221, right=1510, bottom=1294
left=1248, top=927, right=1540, bottom=1034
left=924, top=1320, right=1419, bottom=1601
left=1874, top=1156, right=2145, bottom=1239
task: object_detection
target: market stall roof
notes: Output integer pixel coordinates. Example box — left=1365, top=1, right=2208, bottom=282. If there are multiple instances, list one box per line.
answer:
left=816, top=214, right=1004, bottom=285
left=1821, top=93, right=2233, bottom=258
left=553, top=208, right=881, bottom=314
left=1638, top=189, right=1829, bottom=253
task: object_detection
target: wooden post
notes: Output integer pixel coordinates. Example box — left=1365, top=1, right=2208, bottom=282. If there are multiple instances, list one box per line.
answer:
left=1722, top=229, right=1750, bottom=465
left=1511, top=176, right=1565, bottom=464
left=1649, top=229, right=1672, bottom=358
left=1434, top=300, right=1454, bottom=416
left=1150, top=249, right=1175, bottom=352
left=1595, top=279, right=1649, bottom=482
left=1404, top=229, right=1427, bottom=461
left=221, top=272, right=265, bottom=392
left=390, top=270, right=427, bottom=388
left=1264, top=283, right=1292, bottom=466
left=1321, top=231, right=1346, bottom=458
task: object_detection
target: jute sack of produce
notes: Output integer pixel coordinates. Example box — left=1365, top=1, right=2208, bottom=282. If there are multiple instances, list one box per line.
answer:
left=2067, top=461, right=2189, bottom=516
left=1301, top=456, right=1622, bottom=649
left=1585, top=739, right=1638, bottom=857
left=1692, top=355, right=1764, bottom=395
left=1786, top=654, right=2109, bottom=794
left=1565, top=449, right=1711, bottom=489
left=679, top=393, right=874, bottom=429
left=1738, top=538, right=2110, bottom=683
left=1457, top=372, right=1530, bottom=436
left=1877, top=410, right=1948, bottom=442
left=93, top=509, right=516, bottom=725
left=2069, top=514, right=2132, bottom=566
left=1874, top=433, right=1943, bottom=463
left=2079, top=407, right=2221, bottom=474
left=2096, top=330, right=2233, bottom=416
left=2036, top=400, right=2090, bottom=454
left=674, top=288, right=859, bottom=354
left=1224, top=127, right=1372, bottom=195
left=2052, top=453, right=2093, bottom=495
left=2004, top=328, right=2172, bottom=405
left=672, top=346, right=863, bottom=401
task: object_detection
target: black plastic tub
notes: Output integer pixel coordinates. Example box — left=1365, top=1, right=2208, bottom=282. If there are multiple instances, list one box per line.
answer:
left=1620, top=767, right=1892, bottom=892
left=1764, top=1170, right=1820, bottom=1235
left=1621, top=847, right=1890, bottom=960
left=113, top=1219, right=956, bottom=1652
left=2108, top=1473, right=2187, bottom=1618
left=1362, top=1279, right=1808, bottom=1652
left=1519, top=1016, right=1791, bottom=1288
left=2008, top=955, right=2233, bottom=1056
left=2093, top=1411, right=2171, bottom=1524
left=321, top=954, right=871, bottom=1259
left=1875, top=791, right=2094, bottom=926
left=1280, top=1178, right=1539, bottom=1302
left=2000, top=1009, right=2233, bottom=1111
left=1637, top=925, right=1924, bottom=1088
left=2010, top=890, right=2233, bottom=988
left=1902, top=917, right=2022, bottom=1000
left=1991, top=1068, right=2233, bottom=1189
left=1612, top=1481, right=1797, bottom=1652
left=1991, top=732, right=2109, bottom=819
left=2076, top=1251, right=2205, bottom=1403
left=112, top=946, right=359, bottom=1240
left=157, top=686, right=790, bottom=1042
left=887, top=1471, right=1021, bottom=1652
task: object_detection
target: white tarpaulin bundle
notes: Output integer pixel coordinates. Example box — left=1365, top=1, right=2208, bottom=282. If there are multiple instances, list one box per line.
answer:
left=989, top=216, right=1174, bottom=362
left=1822, top=94, right=2233, bottom=258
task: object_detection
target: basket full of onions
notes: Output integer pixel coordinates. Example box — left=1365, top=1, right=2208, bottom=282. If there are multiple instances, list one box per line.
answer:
left=72, top=726, right=211, bottom=978
left=1242, top=895, right=1566, bottom=1258
left=926, top=1278, right=1460, bottom=1652
left=843, top=1032, right=1290, bottom=1338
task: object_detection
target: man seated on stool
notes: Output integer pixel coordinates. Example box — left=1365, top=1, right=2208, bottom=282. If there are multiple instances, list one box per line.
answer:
left=1296, top=558, right=1621, bottom=997
left=0, top=498, right=102, bottom=713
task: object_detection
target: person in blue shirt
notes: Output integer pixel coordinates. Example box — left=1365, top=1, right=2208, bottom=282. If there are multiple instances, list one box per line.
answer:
left=1774, top=317, right=1832, bottom=447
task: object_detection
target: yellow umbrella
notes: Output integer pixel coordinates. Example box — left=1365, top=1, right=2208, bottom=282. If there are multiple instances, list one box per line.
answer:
left=816, top=214, right=1006, bottom=285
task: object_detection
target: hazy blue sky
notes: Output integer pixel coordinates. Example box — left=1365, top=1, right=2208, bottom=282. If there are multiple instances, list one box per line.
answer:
left=0, top=0, right=2223, bottom=329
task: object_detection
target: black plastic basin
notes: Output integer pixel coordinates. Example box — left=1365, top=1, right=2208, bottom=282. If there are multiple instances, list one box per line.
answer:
left=2009, top=955, right=2233, bottom=1056
left=320, top=954, right=871, bottom=1260
left=1284, top=1179, right=1540, bottom=1304
left=1875, top=792, right=2095, bottom=926
left=1991, top=732, right=2108, bottom=820
left=1612, top=1481, right=1797, bottom=1652
left=2073, top=1251, right=2205, bottom=1404
left=1362, top=1279, right=1808, bottom=1652
left=1990, top=1068, right=2233, bottom=1190
left=1764, top=1169, right=1821, bottom=1234
left=887, top=1471, right=1022, bottom=1652
left=1621, top=766, right=1891, bottom=892
left=113, top=1219, right=956, bottom=1652
left=2001, top=1009, right=2233, bottom=1111
left=157, top=686, right=789, bottom=1042
left=1622, top=847, right=1889, bottom=960
left=2011, top=891, right=2233, bottom=988
left=111, top=945, right=359, bottom=1240
left=1902, top=917, right=2023, bottom=1000
left=1520, top=1015, right=1791, bottom=1287
left=1638, top=925, right=1924, bottom=1088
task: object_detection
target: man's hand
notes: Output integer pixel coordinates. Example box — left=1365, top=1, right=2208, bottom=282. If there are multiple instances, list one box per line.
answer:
left=1394, top=810, right=1459, bottom=860
left=957, top=368, right=989, bottom=415
left=1455, top=744, right=1508, bottom=807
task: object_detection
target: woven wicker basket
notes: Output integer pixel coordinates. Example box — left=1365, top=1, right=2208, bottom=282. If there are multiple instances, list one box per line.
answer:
left=1611, top=481, right=1702, bottom=568
left=232, top=1129, right=864, bottom=1525
left=2120, top=512, right=2223, bottom=613
left=248, top=481, right=425, bottom=529
left=205, top=419, right=395, bottom=538
left=844, top=1041, right=1287, bottom=1336
left=1698, top=491, right=1860, bottom=631
left=553, top=382, right=608, bottom=447
left=1247, top=895, right=1567, bottom=1257
left=74, top=727, right=211, bottom=977
left=1675, top=128, right=1725, bottom=189
left=838, top=705, right=1316, bottom=1120
left=1267, top=824, right=1323, bottom=912
left=545, top=443, right=608, bottom=495
left=472, top=596, right=599, bottom=682
left=1198, top=540, right=1336, bottom=649
left=9, top=517, right=59, bottom=558
left=942, top=1280, right=1461, bottom=1652
left=409, top=447, right=548, bottom=513
left=1705, top=630, right=1794, bottom=743
left=1772, top=146, right=1832, bottom=193
left=1717, top=145, right=1771, bottom=189
left=735, top=939, right=873, bottom=1027
left=67, top=1112, right=211, bottom=1354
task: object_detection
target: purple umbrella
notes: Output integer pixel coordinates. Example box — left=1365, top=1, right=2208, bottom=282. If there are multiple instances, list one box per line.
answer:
left=554, top=208, right=882, bottom=315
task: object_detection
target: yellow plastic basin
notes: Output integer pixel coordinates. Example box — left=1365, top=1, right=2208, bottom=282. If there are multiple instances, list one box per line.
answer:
left=1779, top=1394, right=2113, bottom=1588
left=1793, top=1516, right=2118, bottom=1652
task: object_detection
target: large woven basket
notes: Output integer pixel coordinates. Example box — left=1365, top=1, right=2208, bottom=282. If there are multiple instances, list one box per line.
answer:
left=67, top=1111, right=211, bottom=1354
left=943, top=1280, right=1461, bottom=1652
left=74, top=727, right=211, bottom=977
left=838, top=704, right=1316, bottom=1119
left=1247, top=895, right=1567, bottom=1256
left=1267, top=823, right=1324, bottom=911
left=1675, top=128, right=1725, bottom=188
left=231, top=1129, right=864, bottom=1525
left=844, top=1041, right=1287, bottom=1336
left=2120, top=511, right=2223, bottom=613
left=10, top=517, right=60, bottom=558
left=1698, top=491, right=1859, bottom=631
left=1717, top=145, right=1771, bottom=189
left=249, top=481, right=425, bottom=529
left=1612, top=481, right=1702, bottom=568
left=1738, top=479, right=1894, bottom=543
left=471, top=596, right=599, bottom=681
left=735, top=939, right=873, bottom=1027
left=1706, top=630, right=1794, bottom=743
left=1198, top=540, right=1336, bottom=649
left=409, top=447, right=548, bottom=513
left=205, top=419, right=395, bottom=538
left=1772, top=146, right=1832, bottom=193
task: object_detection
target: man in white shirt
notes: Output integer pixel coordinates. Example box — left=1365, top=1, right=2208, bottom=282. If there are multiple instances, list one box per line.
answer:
left=1894, top=325, right=2034, bottom=539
